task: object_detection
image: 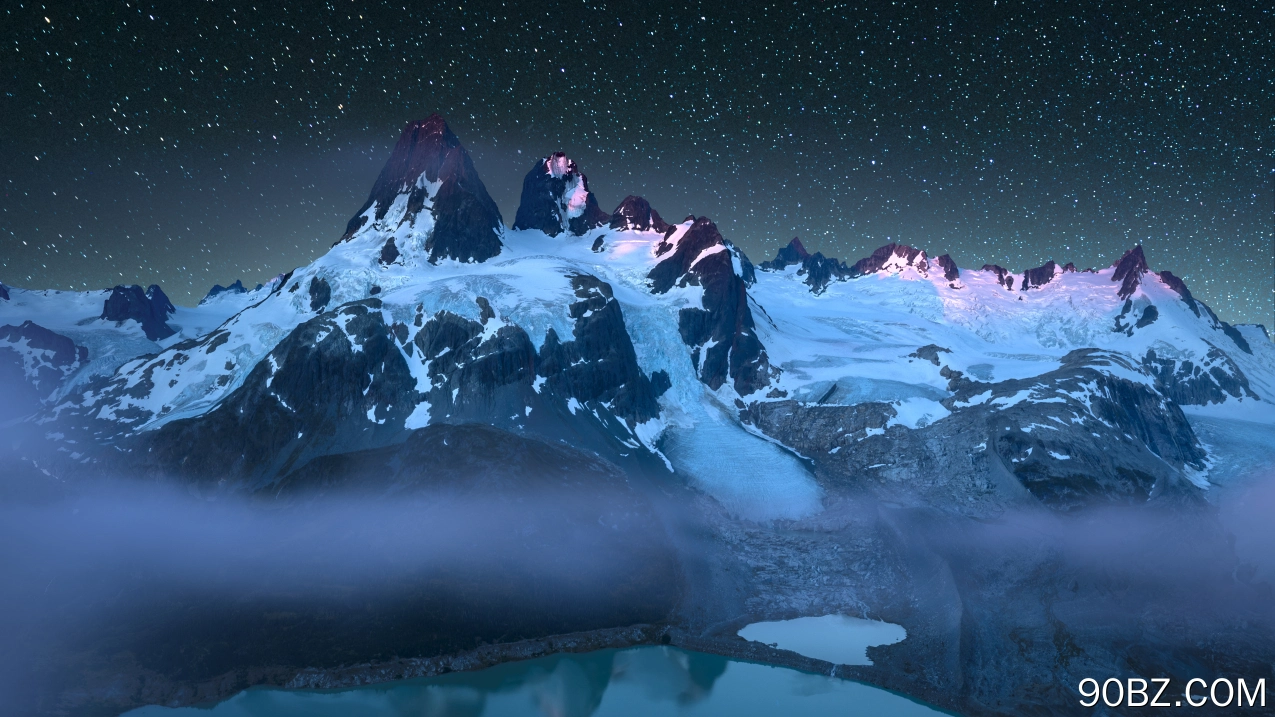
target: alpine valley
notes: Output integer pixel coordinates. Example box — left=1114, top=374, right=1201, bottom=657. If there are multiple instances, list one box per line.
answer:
left=3, top=116, right=1274, bottom=717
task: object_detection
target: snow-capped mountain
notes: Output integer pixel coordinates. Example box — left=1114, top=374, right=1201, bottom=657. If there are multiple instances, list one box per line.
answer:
left=513, top=152, right=609, bottom=237
left=4, top=114, right=1272, bottom=519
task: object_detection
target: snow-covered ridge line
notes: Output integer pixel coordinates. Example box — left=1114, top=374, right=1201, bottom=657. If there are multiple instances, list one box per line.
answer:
left=5, top=113, right=1274, bottom=522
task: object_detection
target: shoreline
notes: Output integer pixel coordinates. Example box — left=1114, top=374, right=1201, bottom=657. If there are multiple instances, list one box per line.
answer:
left=69, top=622, right=962, bottom=717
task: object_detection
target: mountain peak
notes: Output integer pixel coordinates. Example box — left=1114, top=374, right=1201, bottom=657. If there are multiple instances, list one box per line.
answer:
left=851, top=243, right=929, bottom=276
left=981, top=264, right=1015, bottom=290
left=1021, top=260, right=1059, bottom=290
left=758, top=239, right=850, bottom=294
left=1156, top=270, right=1200, bottom=317
left=935, top=254, right=960, bottom=282
left=102, top=284, right=176, bottom=341
left=1112, top=245, right=1148, bottom=300
left=759, top=238, right=811, bottom=271
left=340, top=114, right=503, bottom=263
left=513, top=153, right=609, bottom=237
left=609, top=196, right=671, bottom=233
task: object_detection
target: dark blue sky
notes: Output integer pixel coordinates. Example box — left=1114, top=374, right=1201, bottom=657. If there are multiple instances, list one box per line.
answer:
left=2, top=1, right=1271, bottom=325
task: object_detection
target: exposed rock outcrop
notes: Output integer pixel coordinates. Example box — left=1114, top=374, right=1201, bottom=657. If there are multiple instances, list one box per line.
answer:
left=609, top=195, right=670, bottom=233
left=339, top=115, right=504, bottom=263
left=981, top=264, right=1015, bottom=290
left=1020, top=260, right=1058, bottom=290
left=201, top=280, right=251, bottom=303
left=101, top=284, right=176, bottom=341
left=759, top=237, right=811, bottom=270
left=1111, top=245, right=1148, bottom=300
left=649, top=217, right=771, bottom=395
left=743, top=349, right=1207, bottom=512
left=934, top=254, right=960, bottom=282
left=1143, top=345, right=1256, bottom=405
left=850, top=243, right=929, bottom=276
left=0, top=321, right=88, bottom=414
left=758, top=238, right=852, bottom=294
left=1155, top=270, right=1251, bottom=354
left=126, top=269, right=669, bottom=486
left=513, top=153, right=609, bottom=236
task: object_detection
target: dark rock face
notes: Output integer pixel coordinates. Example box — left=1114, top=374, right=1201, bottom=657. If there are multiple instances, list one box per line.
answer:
left=538, top=275, right=665, bottom=426
left=935, top=254, right=960, bottom=282
left=0, top=283, right=9, bottom=301
left=743, top=349, right=1206, bottom=513
left=0, top=321, right=88, bottom=414
left=798, top=253, right=850, bottom=294
left=1111, top=245, right=1148, bottom=300
left=137, top=300, right=421, bottom=485
left=850, top=243, right=929, bottom=276
left=1155, top=271, right=1252, bottom=354
left=759, top=237, right=811, bottom=270
left=202, top=280, right=246, bottom=303
left=1135, top=304, right=1160, bottom=328
left=908, top=344, right=952, bottom=367
left=378, top=237, right=401, bottom=266
left=0, top=321, right=86, bottom=369
left=758, top=238, right=851, bottom=294
left=609, top=195, right=670, bottom=233
left=1240, top=323, right=1271, bottom=341
left=129, top=270, right=669, bottom=486
left=412, top=276, right=668, bottom=469
left=1020, top=260, right=1057, bottom=290
left=340, top=115, right=503, bottom=263
left=308, top=277, right=331, bottom=312
left=1112, top=298, right=1161, bottom=336
left=1216, top=317, right=1253, bottom=355
left=101, top=284, right=176, bottom=341
left=733, top=243, right=757, bottom=285
left=1143, top=345, right=1256, bottom=405
left=649, top=217, right=771, bottom=395
left=513, top=153, right=609, bottom=237
left=1157, top=270, right=1199, bottom=316
left=981, top=264, right=1015, bottom=290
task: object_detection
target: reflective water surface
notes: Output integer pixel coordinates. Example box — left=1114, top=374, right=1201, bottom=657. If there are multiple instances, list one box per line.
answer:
left=737, top=614, right=908, bottom=666
left=124, top=646, right=948, bottom=717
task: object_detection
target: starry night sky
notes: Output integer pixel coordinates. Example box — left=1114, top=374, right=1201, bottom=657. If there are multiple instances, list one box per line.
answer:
left=2, top=1, right=1272, bottom=325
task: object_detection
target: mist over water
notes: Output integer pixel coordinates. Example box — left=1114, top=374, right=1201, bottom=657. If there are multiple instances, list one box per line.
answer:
left=1, top=419, right=1273, bottom=715
left=0, top=474, right=681, bottom=715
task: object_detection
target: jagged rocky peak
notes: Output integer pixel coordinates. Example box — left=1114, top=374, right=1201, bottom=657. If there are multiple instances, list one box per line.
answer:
left=0, top=282, right=9, bottom=301
left=101, top=284, right=176, bottom=341
left=1156, top=270, right=1199, bottom=316
left=513, top=152, right=609, bottom=237
left=850, top=243, right=929, bottom=276
left=935, top=254, right=960, bottom=282
left=770, top=238, right=851, bottom=294
left=0, top=321, right=89, bottom=413
left=200, top=279, right=253, bottom=303
left=759, top=237, right=811, bottom=270
left=649, top=217, right=771, bottom=395
left=609, top=195, right=670, bottom=233
left=340, top=114, right=504, bottom=264
left=1111, top=245, right=1149, bottom=300
left=1020, top=260, right=1060, bottom=290
left=1152, top=269, right=1252, bottom=354
left=981, top=264, right=1015, bottom=290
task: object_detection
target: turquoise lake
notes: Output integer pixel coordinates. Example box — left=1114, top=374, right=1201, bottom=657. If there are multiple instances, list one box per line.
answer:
left=123, top=646, right=950, bottom=716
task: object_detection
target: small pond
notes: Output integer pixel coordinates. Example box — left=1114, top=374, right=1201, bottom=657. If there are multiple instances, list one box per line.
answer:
left=737, top=614, right=908, bottom=666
